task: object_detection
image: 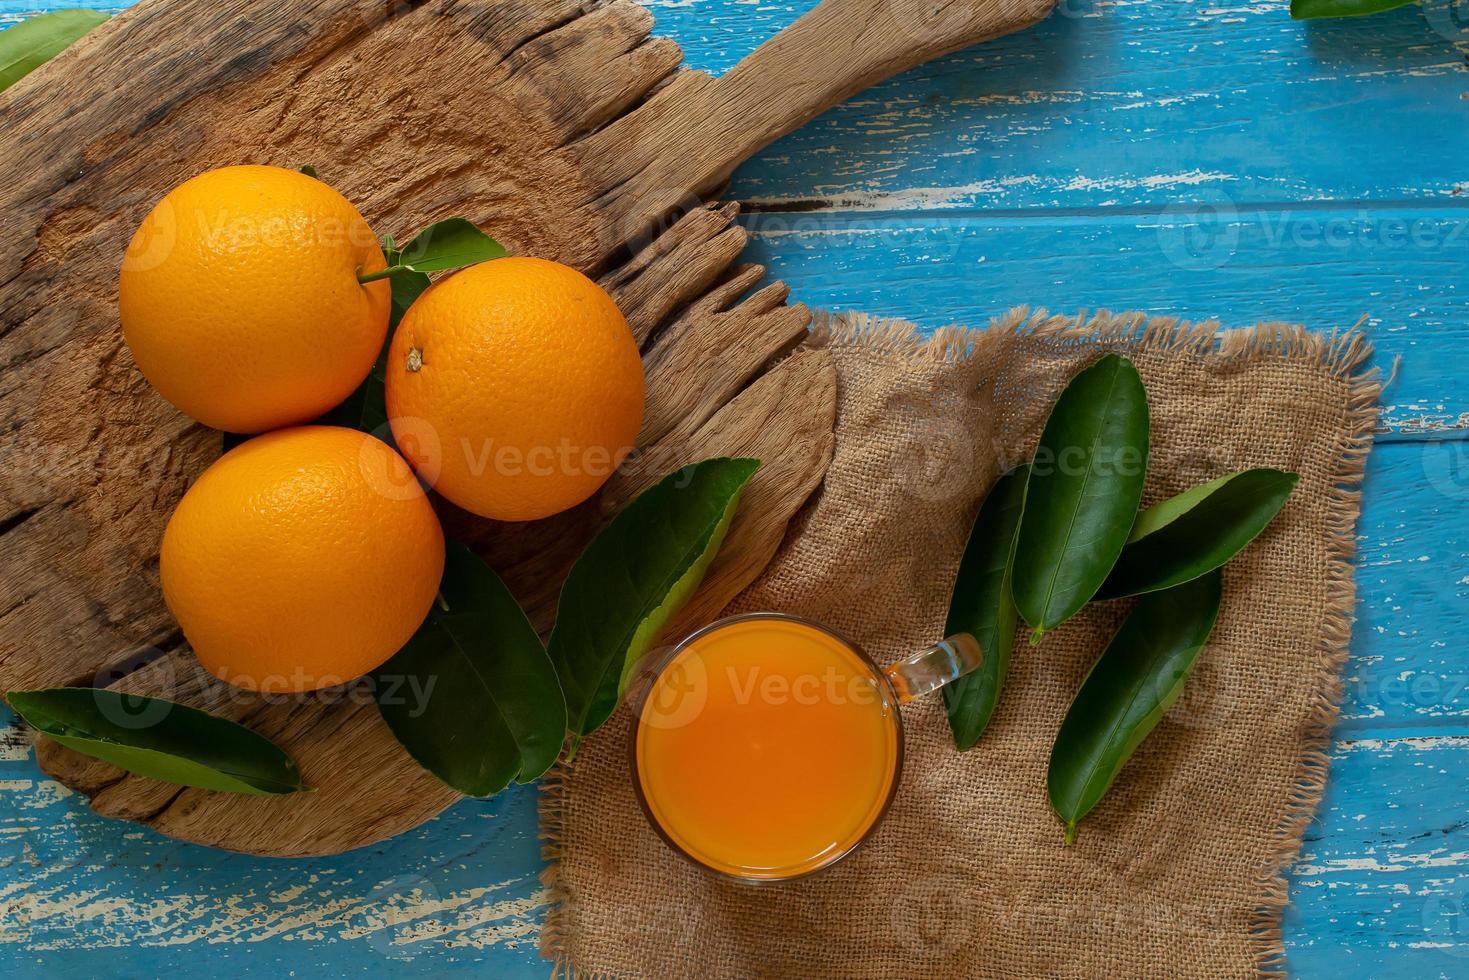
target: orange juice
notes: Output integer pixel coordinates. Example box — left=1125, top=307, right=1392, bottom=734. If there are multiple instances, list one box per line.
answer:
left=634, top=615, right=901, bottom=880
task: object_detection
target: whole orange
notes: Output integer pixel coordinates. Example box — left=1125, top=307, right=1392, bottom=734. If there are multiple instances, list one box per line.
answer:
left=384, top=256, right=644, bottom=521
left=120, top=165, right=391, bottom=434
left=160, top=426, right=444, bottom=693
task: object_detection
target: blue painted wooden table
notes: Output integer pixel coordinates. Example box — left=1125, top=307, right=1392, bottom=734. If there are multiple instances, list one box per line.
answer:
left=3, top=1, right=1467, bottom=976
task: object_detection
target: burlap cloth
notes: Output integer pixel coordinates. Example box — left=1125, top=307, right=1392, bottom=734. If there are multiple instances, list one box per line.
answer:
left=541, top=308, right=1380, bottom=978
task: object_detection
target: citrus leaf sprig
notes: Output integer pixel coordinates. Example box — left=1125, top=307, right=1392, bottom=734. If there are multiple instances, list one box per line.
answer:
left=359, top=218, right=506, bottom=284
left=326, top=217, right=501, bottom=437
left=1097, top=468, right=1298, bottom=600
left=1047, top=571, right=1223, bottom=845
left=942, top=463, right=1027, bottom=750
left=378, top=235, right=433, bottom=325
left=320, top=235, right=430, bottom=437
left=1012, top=353, right=1149, bottom=644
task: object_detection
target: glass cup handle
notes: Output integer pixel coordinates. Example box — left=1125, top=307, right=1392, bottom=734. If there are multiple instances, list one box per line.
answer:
left=882, top=633, right=984, bottom=703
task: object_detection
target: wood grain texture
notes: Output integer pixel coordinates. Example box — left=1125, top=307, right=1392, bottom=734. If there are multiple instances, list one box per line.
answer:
left=0, top=0, right=1052, bottom=854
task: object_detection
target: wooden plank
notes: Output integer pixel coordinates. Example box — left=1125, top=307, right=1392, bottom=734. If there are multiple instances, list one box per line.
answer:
left=1343, top=443, right=1469, bottom=730
left=1284, top=734, right=1469, bottom=977
left=0, top=750, right=548, bottom=975
left=640, top=0, right=1469, bottom=211
left=738, top=208, right=1469, bottom=432
left=11, top=0, right=1469, bottom=208
left=5, top=719, right=1468, bottom=974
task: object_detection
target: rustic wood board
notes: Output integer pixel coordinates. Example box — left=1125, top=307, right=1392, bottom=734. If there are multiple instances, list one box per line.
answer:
left=0, top=0, right=1054, bottom=854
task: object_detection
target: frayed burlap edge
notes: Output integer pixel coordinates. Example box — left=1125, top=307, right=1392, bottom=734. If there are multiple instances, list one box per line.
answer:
left=539, top=306, right=1382, bottom=980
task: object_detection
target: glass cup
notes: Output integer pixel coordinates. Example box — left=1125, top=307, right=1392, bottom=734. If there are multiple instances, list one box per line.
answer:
left=627, top=612, right=983, bottom=883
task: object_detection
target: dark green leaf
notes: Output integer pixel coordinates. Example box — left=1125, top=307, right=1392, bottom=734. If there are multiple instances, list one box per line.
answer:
left=374, top=542, right=565, bottom=796
left=1047, top=569, right=1222, bottom=844
left=0, top=9, right=109, bottom=92
left=943, top=464, right=1028, bottom=750
left=1098, top=468, right=1299, bottom=600
left=298, top=164, right=319, bottom=179
left=1012, top=353, right=1150, bottom=642
left=1291, top=0, right=1414, bottom=18
left=549, top=457, right=760, bottom=743
left=1126, top=472, right=1234, bottom=543
left=397, top=217, right=506, bottom=274
left=384, top=253, right=432, bottom=329
left=5, top=688, right=306, bottom=794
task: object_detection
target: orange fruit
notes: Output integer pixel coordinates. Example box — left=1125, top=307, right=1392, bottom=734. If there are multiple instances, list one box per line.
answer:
left=160, top=426, right=444, bottom=692
left=120, top=165, right=391, bottom=434
left=384, top=256, right=644, bottom=522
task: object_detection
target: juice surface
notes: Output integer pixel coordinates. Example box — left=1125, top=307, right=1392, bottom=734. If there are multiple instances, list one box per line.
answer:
left=635, top=617, right=900, bottom=879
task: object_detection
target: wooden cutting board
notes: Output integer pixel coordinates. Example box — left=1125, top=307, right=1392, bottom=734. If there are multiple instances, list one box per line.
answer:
left=0, top=0, right=1054, bottom=855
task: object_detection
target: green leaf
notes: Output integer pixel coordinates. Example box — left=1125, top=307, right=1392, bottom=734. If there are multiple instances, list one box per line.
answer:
left=0, top=9, right=109, bottom=93
left=549, top=457, right=760, bottom=743
left=1126, top=472, right=1234, bottom=544
left=942, top=464, right=1028, bottom=750
left=397, top=218, right=506, bottom=274
left=373, top=542, right=566, bottom=796
left=1099, top=468, right=1299, bottom=600
left=383, top=245, right=433, bottom=329
left=1012, top=353, right=1150, bottom=642
left=1047, top=569, right=1223, bottom=844
left=298, top=164, right=319, bottom=179
left=1290, top=0, right=1415, bottom=18
left=5, top=688, right=307, bottom=794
